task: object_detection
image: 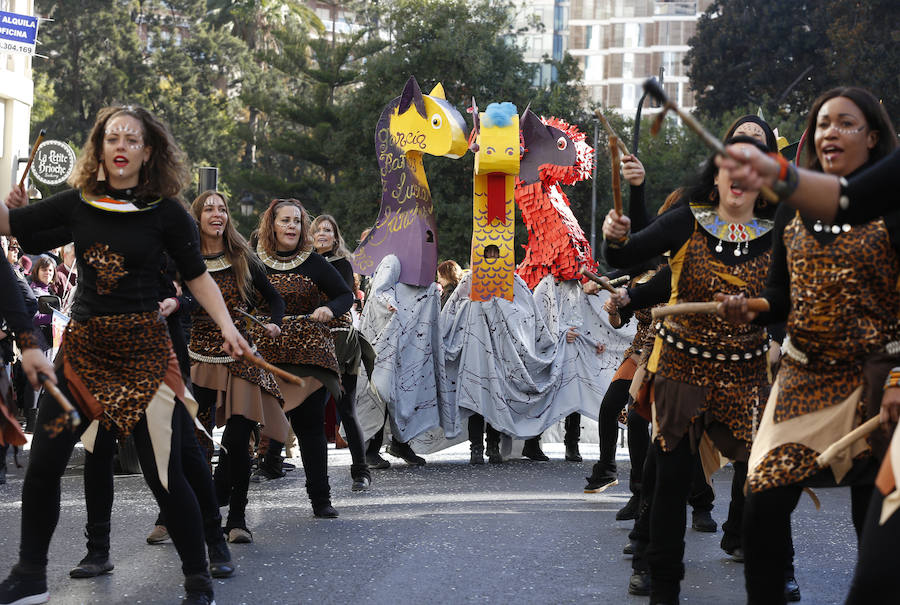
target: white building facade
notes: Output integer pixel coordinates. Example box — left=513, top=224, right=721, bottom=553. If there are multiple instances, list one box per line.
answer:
left=0, top=0, right=34, bottom=196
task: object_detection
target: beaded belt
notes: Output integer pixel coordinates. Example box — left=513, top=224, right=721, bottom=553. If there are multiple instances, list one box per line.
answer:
left=656, top=322, right=768, bottom=362
left=783, top=336, right=900, bottom=366
left=188, top=344, right=257, bottom=364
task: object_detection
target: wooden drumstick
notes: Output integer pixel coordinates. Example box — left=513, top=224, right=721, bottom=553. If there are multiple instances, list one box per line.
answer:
left=651, top=298, right=770, bottom=319
left=38, top=372, right=81, bottom=428
left=816, top=416, right=881, bottom=468
left=242, top=352, right=306, bottom=388
left=19, top=129, right=46, bottom=190
left=579, top=267, right=617, bottom=294
left=593, top=108, right=630, bottom=155
left=609, top=136, right=623, bottom=216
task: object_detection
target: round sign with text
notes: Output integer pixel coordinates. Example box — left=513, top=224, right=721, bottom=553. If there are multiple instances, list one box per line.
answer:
left=31, top=140, right=76, bottom=185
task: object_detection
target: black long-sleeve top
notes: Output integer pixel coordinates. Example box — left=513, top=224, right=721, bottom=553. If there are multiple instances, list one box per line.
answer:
left=261, top=251, right=353, bottom=318
left=1, top=255, right=43, bottom=350
left=835, top=148, right=900, bottom=225
left=8, top=189, right=206, bottom=321
left=321, top=250, right=355, bottom=290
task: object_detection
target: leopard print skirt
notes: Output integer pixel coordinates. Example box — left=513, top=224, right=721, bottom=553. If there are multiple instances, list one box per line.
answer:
left=62, top=311, right=176, bottom=437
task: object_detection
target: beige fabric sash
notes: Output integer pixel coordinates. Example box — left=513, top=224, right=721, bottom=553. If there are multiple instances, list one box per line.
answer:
left=749, top=379, right=865, bottom=485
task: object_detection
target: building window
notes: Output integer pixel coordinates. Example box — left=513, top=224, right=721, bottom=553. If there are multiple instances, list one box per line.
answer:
left=622, top=52, right=634, bottom=79
left=585, top=55, right=603, bottom=81
left=552, top=33, right=563, bottom=61
left=554, top=4, right=567, bottom=31
left=622, top=83, right=636, bottom=110
left=624, top=22, right=643, bottom=48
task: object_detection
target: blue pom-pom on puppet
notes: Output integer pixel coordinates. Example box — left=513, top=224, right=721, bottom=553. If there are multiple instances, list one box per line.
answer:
left=483, top=102, right=517, bottom=128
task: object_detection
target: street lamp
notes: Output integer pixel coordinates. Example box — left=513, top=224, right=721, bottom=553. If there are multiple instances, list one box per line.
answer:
left=239, top=191, right=255, bottom=217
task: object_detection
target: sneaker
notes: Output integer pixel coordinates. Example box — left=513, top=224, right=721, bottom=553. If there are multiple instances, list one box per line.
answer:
left=226, top=528, right=252, bottom=544
left=0, top=573, right=49, bottom=605
left=584, top=465, right=618, bottom=493
left=623, top=540, right=635, bottom=555
left=784, top=576, right=801, bottom=602
left=616, top=494, right=639, bottom=520
left=182, top=592, right=215, bottom=605
left=146, top=524, right=170, bottom=544
left=386, top=439, right=426, bottom=466
left=720, top=535, right=743, bottom=562
left=351, top=475, right=371, bottom=491
left=365, top=452, right=391, bottom=470
left=182, top=574, right=215, bottom=605
left=691, top=510, right=717, bottom=533
left=249, top=465, right=285, bottom=483
left=208, top=541, right=234, bottom=579
left=627, top=571, right=651, bottom=596
left=282, top=461, right=296, bottom=472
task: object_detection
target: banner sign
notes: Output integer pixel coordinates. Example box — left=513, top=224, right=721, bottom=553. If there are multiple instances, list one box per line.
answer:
left=31, top=140, right=76, bottom=185
left=0, top=11, right=38, bottom=56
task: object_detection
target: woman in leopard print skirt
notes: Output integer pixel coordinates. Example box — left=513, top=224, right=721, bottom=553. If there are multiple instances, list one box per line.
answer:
left=250, top=199, right=353, bottom=518
left=603, top=130, right=779, bottom=604
left=0, top=105, right=248, bottom=605
left=720, top=87, right=900, bottom=605
left=187, top=190, right=287, bottom=544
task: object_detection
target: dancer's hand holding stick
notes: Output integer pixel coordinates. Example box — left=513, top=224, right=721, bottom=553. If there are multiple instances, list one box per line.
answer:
left=37, top=372, right=81, bottom=429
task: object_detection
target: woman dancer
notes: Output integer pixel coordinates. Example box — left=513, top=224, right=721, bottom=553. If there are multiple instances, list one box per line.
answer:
left=603, top=133, right=777, bottom=604
left=719, top=87, right=899, bottom=605
left=251, top=199, right=352, bottom=517
left=0, top=105, right=248, bottom=605
left=311, top=213, right=371, bottom=491
left=187, top=190, right=286, bottom=543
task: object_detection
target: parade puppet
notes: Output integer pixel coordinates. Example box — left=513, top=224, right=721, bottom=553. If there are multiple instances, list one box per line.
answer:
left=353, top=77, right=466, bottom=454
left=442, top=105, right=630, bottom=444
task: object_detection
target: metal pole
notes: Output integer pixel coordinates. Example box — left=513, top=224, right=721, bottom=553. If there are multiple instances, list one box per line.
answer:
left=590, top=120, right=599, bottom=256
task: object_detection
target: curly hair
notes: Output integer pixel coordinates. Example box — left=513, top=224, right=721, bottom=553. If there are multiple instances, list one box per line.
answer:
left=69, top=105, right=189, bottom=199
left=311, top=214, right=353, bottom=260
left=255, top=198, right=312, bottom=257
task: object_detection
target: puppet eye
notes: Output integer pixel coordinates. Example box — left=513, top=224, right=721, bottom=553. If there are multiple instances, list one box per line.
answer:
left=556, top=137, right=568, bottom=150
left=505, top=147, right=514, bottom=155
left=486, top=146, right=495, bottom=155
left=431, top=114, right=443, bottom=129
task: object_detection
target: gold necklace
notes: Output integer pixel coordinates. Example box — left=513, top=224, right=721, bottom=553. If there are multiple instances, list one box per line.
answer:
left=204, top=253, right=232, bottom=272
left=256, top=242, right=311, bottom=270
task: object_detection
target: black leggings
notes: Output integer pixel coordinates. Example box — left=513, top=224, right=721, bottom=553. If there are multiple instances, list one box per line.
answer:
left=598, top=379, right=632, bottom=468
left=286, top=387, right=330, bottom=506
left=20, top=368, right=207, bottom=577
left=627, top=408, right=650, bottom=496
left=744, top=482, right=872, bottom=605
left=846, top=488, right=900, bottom=603
left=467, top=414, right=501, bottom=447
left=335, top=373, right=365, bottom=467
left=196, top=382, right=256, bottom=532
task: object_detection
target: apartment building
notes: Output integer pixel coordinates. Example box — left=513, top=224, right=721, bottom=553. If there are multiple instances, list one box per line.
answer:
left=0, top=0, right=34, bottom=195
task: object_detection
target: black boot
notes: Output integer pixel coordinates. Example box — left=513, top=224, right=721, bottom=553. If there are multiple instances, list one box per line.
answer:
left=182, top=572, right=215, bottom=605
left=0, top=455, right=6, bottom=485
left=564, top=442, right=582, bottom=462
left=350, top=463, right=372, bottom=491
left=522, top=437, right=549, bottom=461
left=470, top=444, right=485, bottom=465
left=784, top=576, right=801, bottom=602
left=69, top=522, right=114, bottom=578
left=386, top=437, right=426, bottom=466
left=691, top=509, right=717, bottom=532
left=616, top=493, right=640, bottom=520
left=308, top=477, right=339, bottom=518
left=204, top=513, right=233, bottom=579
left=251, top=450, right=285, bottom=482
left=485, top=440, right=502, bottom=464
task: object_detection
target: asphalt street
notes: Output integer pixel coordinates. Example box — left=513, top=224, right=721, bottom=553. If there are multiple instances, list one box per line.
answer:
left=0, top=442, right=858, bottom=604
